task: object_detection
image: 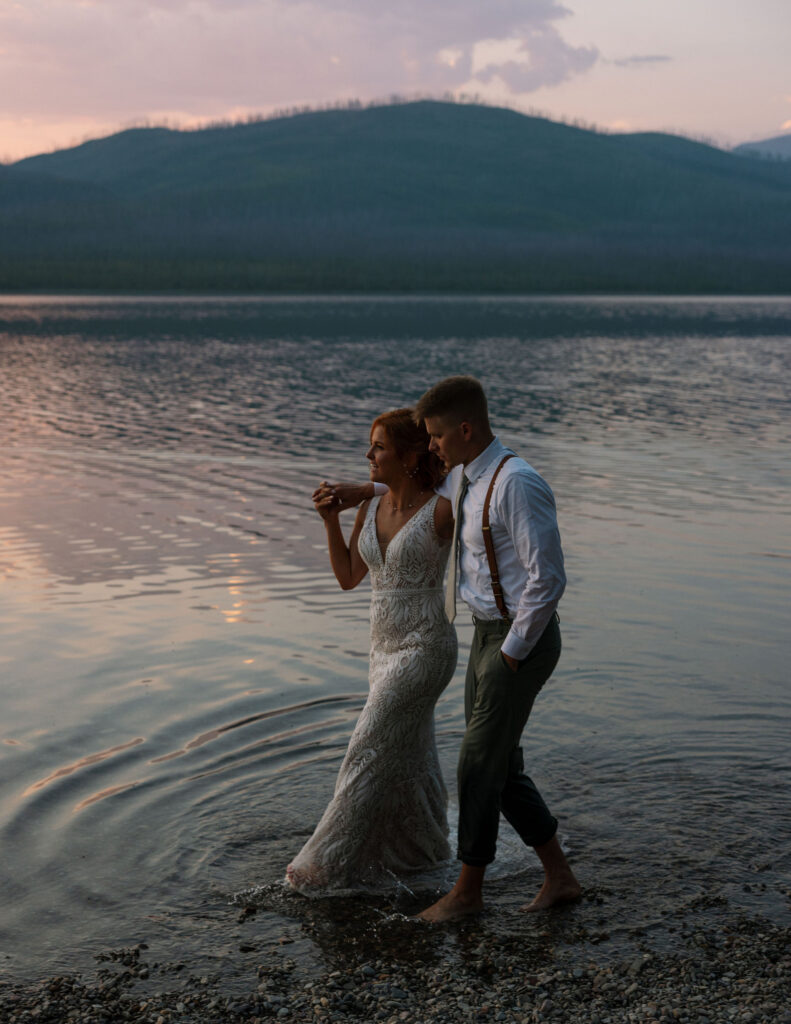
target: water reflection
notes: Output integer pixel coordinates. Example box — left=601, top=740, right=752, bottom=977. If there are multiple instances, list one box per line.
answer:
left=2, top=297, right=790, bottom=456
left=24, top=739, right=146, bottom=797
left=0, top=296, right=789, bottom=983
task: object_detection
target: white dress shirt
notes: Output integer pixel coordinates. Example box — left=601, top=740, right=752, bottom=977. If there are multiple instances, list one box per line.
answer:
left=436, top=437, right=566, bottom=661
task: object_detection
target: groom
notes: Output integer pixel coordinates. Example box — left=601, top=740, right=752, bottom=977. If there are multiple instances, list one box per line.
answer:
left=321, top=376, right=580, bottom=920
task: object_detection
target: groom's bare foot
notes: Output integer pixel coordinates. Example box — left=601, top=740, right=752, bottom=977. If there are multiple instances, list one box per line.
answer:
left=417, top=888, right=484, bottom=922
left=520, top=873, right=582, bottom=913
left=521, top=834, right=581, bottom=912
left=417, top=864, right=485, bottom=922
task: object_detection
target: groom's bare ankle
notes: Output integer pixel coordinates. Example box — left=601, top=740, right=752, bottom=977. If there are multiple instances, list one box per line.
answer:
left=416, top=888, right=484, bottom=922
left=415, top=864, right=486, bottom=922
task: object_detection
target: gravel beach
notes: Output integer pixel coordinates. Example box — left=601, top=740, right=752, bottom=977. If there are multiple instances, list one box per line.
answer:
left=2, top=901, right=788, bottom=1024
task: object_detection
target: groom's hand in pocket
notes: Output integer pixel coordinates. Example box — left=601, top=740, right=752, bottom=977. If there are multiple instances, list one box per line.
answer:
left=500, top=651, right=521, bottom=673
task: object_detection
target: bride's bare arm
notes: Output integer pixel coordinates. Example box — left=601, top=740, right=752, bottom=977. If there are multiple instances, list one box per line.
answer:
left=316, top=498, right=370, bottom=591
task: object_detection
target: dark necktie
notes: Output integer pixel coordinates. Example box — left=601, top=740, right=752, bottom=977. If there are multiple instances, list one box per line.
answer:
left=445, top=473, right=469, bottom=623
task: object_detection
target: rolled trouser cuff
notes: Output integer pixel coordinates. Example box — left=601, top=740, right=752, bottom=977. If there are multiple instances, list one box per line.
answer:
left=458, top=852, right=495, bottom=867
left=458, top=816, right=558, bottom=866
left=518, top=816, right=558, bottom=851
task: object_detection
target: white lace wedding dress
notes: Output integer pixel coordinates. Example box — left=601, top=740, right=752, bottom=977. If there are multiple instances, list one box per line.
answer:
left=286, top=494, right=457, bottom=892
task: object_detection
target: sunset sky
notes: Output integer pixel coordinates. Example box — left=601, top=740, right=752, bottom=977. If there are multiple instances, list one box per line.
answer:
left=1, top=0, right=789, bottom=162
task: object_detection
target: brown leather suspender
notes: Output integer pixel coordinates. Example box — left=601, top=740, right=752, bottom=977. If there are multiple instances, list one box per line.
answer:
left=482, top=454, right=515, bottom=619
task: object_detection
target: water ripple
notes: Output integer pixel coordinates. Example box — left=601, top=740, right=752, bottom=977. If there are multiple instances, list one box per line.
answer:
left=1, top=295, right=789, bottom=981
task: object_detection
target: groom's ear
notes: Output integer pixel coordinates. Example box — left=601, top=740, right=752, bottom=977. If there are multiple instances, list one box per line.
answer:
left=459, top=420, right=474, bottom=441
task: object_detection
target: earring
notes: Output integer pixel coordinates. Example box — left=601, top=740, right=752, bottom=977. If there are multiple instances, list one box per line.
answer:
left=403, top=463, right=419, bottom=478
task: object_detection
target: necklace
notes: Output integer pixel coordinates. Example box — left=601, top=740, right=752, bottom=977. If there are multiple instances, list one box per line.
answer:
left=388, top=491, right=425, bottom=512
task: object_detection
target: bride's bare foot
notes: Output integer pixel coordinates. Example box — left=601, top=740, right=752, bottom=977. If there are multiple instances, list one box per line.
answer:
left=285, top=861, right=328, bottom=890
left=520, top=873, right=582, bottom=912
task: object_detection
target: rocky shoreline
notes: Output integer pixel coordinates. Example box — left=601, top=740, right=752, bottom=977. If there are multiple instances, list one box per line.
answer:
left=2, top=911, right=788, bottom=1024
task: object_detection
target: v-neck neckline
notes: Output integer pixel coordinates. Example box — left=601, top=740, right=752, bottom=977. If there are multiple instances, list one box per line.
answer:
left=374, top=495, right=435, bottom=565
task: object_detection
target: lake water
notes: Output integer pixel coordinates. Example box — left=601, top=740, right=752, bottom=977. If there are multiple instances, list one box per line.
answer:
left=0, top=295, right=789, bottom=985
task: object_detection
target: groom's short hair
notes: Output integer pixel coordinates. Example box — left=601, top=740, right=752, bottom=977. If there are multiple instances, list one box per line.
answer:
left=414, top=375, right=490, bottom=430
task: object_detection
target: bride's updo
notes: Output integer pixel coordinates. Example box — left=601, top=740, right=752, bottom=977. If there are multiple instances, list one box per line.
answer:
left=371, top=408, right=445, bottom=490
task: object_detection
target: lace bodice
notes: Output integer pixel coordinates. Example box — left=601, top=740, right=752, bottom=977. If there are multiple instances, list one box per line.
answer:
left=358, top=494, right=450, bottom=592
left=358, top=496, right=451, bottom=655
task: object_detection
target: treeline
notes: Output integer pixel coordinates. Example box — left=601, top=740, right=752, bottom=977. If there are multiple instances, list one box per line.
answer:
left=11, top=93, right=605, bottom=157
left=2, top=242, right=788, bottom=295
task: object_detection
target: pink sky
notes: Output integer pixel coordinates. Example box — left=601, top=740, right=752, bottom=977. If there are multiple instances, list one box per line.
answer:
left=1, top=0, right=789, bottom=162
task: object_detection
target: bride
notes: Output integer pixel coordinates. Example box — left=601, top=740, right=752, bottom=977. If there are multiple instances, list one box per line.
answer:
left=286, top=408, right=457, bottom=891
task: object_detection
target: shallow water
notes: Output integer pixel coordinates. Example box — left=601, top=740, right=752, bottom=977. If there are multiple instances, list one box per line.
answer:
left=0, top=295, right=789, bottom=984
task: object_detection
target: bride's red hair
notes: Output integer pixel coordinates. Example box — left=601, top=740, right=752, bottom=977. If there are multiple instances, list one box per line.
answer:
left=371, top=408, right=445, bottom=490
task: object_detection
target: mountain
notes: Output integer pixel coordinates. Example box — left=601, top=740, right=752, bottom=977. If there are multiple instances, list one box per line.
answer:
left=3, top=101, right=791, bottom=293
left=733, top=133, right=791, bottom=161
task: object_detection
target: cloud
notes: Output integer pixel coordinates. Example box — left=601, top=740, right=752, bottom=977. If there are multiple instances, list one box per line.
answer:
left=0, top=0, right=599, bottom=126
left=472, top=26, right=598, bottom=92
left=610, top=55, right=672, bottom=67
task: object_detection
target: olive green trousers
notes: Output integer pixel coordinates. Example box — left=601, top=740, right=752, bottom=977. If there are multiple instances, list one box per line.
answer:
left=457, top=613, right=561, bottom=866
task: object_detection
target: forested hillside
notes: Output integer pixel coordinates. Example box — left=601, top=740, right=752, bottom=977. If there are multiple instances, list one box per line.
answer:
left=3, top=101, right=790, bottom=293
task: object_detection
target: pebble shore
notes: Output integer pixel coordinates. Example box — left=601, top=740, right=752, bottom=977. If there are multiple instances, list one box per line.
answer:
left=1, top=912, right=788, bottom=1024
